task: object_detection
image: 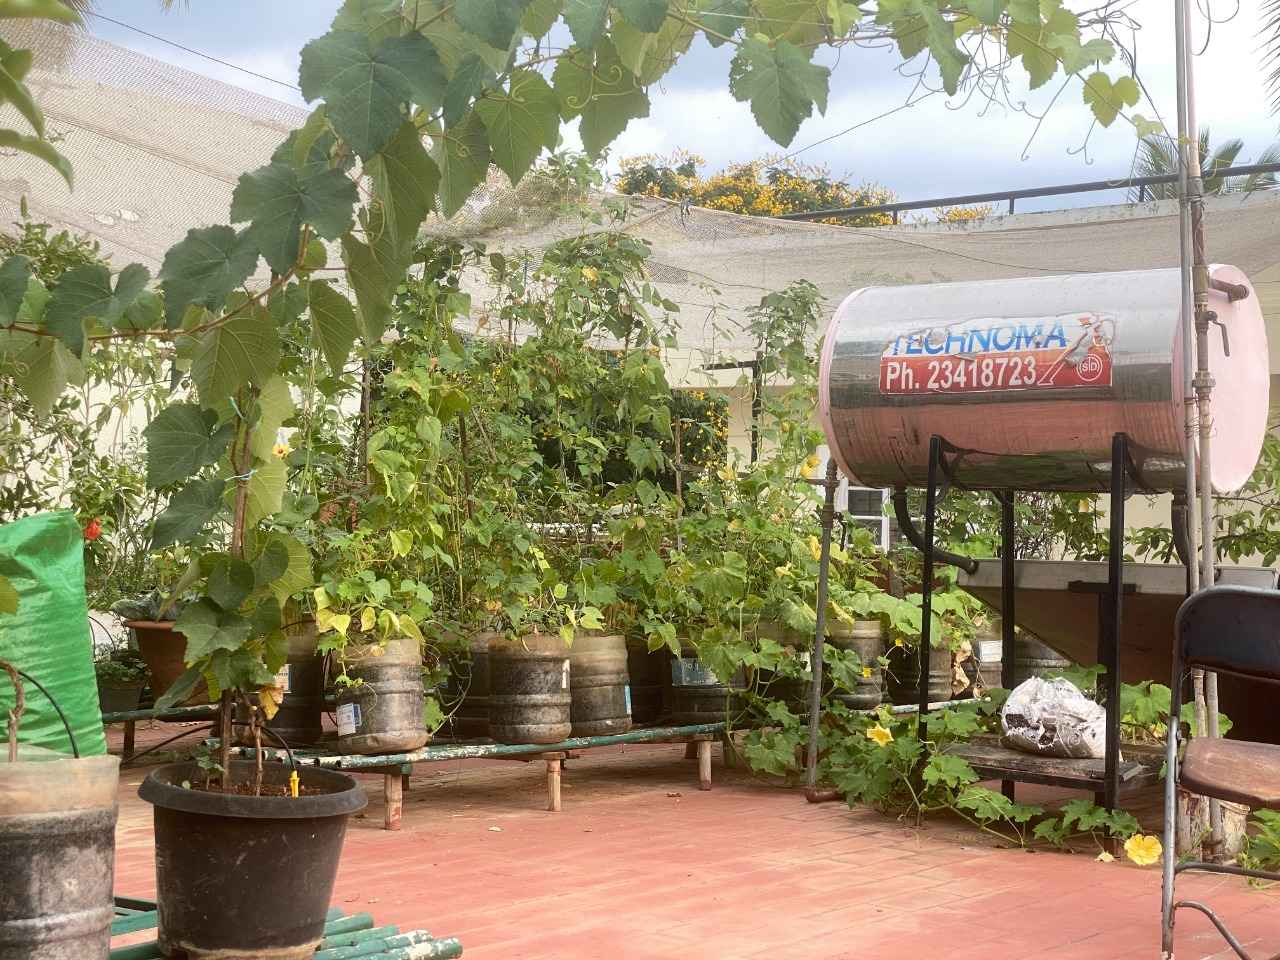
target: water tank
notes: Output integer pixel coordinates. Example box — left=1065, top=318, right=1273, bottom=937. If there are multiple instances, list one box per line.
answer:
left=818, top=266, right=1268, bottom=493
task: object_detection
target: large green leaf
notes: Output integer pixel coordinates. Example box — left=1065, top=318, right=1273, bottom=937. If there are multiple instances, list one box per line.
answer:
left=298, top=29, right=446, bottom=158
left=553, top=41, right=649, bottom=157
left=1081, top=71, right=1138, bottom=128
left=475, top=68, right=560, bottom=182
left=0, top=0, right=82, bottom=23
left=190, top=303, right=281, bottom=406
left=0, top=129, right=71, bottom=187
left=152, top=664, right=204, bottom=710
left=366, top=121, right=439, bottom=258
left=436, top=109, right=491, bottom=218
left=418, top=6, right=513, bottom=76
left=143, top=403, right=235, bottom=489
left=454, top=0, right=530, bottom=50
left=243, top=455, right=286, bottom=527
left=259, top=533, right=314, bottom=607
left=308, top=279, right=359, bottom=375
left=341, top=231, right=397, bottom=342
left=619, top=15, right=694, bottom=85
left=151, top=477, right=225, bottom=549
left=0, top=255, right=30, bottom=327
left=158, top=226, right=259, bottom=329
left=521, top=0, right=563, bottom=38
left=332, top=0, right=405, bottom=40
left=0, top=41, right=41, bottom=137
left=1006, top=4, right=1076, bottom=90
left=229, top=161, right=357, bottom=274
left=564, top=0, right=609, bottom=49
left=0, top=328, right=83, bottom=416
left=44, top=262, right=149, bottom=356
left=174, top=598, right=253, bottom=661
left=727, top=37, right=829, bottom=147
left=615, top=0, right=668, bottom=31
left=248, top=374, right=296, bottom=460
left=207, top=555, right=256, bottom=611
left=443, top=53, right=495, bottom=127
left=694, top=0, right=748, bottom=46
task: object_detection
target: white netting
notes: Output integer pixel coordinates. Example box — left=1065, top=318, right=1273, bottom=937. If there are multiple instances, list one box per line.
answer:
left=2, top=20, right=1278, bottom=379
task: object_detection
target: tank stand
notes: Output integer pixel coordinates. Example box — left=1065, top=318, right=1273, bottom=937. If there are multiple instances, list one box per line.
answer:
left=916, top=432, right=1151, bottom=811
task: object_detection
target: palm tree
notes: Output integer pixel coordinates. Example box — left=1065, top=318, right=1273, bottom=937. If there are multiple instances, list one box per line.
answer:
left=1128, top=128, right=1280, bottom=201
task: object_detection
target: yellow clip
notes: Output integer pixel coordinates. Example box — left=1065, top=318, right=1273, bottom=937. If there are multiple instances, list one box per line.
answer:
left=289, top=770, right=300, bottom=799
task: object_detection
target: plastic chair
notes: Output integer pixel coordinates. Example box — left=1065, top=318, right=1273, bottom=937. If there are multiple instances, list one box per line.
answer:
left=1161, top=585, right=1280, bottom=959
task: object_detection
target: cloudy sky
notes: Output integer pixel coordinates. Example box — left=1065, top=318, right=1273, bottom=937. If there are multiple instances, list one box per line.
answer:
left=85, top=1, right=1279, bottom=214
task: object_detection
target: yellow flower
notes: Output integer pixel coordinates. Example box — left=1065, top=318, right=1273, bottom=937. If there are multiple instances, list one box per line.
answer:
left=862, top=665, right=872, bottom=679
left=582, top=266, right=599, bottom=281
left=1124, top=834, right=1162, bottom=866
left=802, top=453, right=820, bottom=477
left=774, top=564, right=792, bottom=577
left=808, top=536, right=821, bottom=562
left=272, top=442, right=291, bottom=458
left=866, top=724, right=894, bottom=748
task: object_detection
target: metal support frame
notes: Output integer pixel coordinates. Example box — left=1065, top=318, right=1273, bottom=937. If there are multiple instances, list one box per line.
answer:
left=915, top=432, right=1141, bottom=809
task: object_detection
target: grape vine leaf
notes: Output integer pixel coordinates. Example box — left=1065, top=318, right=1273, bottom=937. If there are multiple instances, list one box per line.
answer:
left=229, top=161, right=358, bottom=274
left=331, top=0, right=405, bottom=41
left=207, top=554, right=256, bottom=611
left=143, top=403, right=235, bottom=489
left=0, top=330, right=83, bottom=416
left=521, top=0, right=562, bottom=38
left=749, top=0, right=828, bottom=46
left=454, top=0, right=531, bottom=50
left=418, top=4, right=513, bottom=76
left=190, top=303, right=281, bottom=406
left=965, top=0, right=1006, bottom=24
left=0, top=255, right=30, bottom=327
left=1081, top=71, right=1138, bottom=127
left=443, top=54, right=495, bottom=127
left=695, top=0, right=747, bottom=46
left=1006, top=4, right=1076, bottom=90
left=258, top=533, right=313, bottom=607
left=44, top=262, right=149, bottom=356
left=298, top=29, right=446, bottom=158
left=151, top=477, right=225, bottom=549
left=341, top=229, right=396, bottom=342
left=158, top=226, right=260, bottom=329
left=553, top=41, right=649, bottom=157
left=615, top=0, right=669, bottom=32
left=366, top=121, right=439, bottom=260
left=564, top=0, right=609, bottom=49
left=476, top=68, right=560, bottom=182
left=728, top=37, right=829, bottom=147
left=174, top=599, right=253, bottom=659
left=308, top=280, right=359, bottom=376
left=436, top=109, right=491, bottom=218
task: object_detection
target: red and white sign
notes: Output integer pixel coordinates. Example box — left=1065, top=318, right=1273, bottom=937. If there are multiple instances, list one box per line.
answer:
left=879, top=313, right=1114, bottom=396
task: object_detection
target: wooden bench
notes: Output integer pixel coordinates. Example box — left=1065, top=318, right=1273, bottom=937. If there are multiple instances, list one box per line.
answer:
left=109, top=897, right=463, bottom=959
left=231, top=722, right=729, bottom=830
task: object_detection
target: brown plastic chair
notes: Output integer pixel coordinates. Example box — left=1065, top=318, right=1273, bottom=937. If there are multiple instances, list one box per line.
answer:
left=1162, top=585, right=1280, bottom=959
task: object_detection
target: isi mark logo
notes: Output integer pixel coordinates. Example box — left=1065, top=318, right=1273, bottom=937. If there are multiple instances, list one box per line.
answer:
left=878, top=313, right=1115, bottom=396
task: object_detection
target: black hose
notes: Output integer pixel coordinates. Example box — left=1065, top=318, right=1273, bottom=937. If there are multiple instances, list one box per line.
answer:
left=231, top=717, right=297, bottom=770
left=16, top=668, right=80, bottom=758
left=891, top=488, right=979, bottom=575
left=120, top=723, right=216, bottom=768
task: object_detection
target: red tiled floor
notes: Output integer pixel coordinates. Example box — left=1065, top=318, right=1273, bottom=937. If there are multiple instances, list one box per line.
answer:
left=107, top=728, right=1280, bottom=959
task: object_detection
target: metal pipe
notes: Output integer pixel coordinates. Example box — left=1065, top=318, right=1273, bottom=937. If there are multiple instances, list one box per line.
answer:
left=1171, top=491, right=1192, bottom=571
left=891, top=488, right=979, bottom=574
left=1000, top=492, right=1017, bottom=801
left=777, top=162, right=1280, bottom=222
left=917, top=437, right=941, bottom=749
left=805, top=459, right=839, bottom=791
left=1103, top=434, right=1127, bottom=812
left=101, top=704, right=220, bottom=724
left=1181, top=0, right=1226, bottom=857
left=1161, top=623, right=1184, bottom=956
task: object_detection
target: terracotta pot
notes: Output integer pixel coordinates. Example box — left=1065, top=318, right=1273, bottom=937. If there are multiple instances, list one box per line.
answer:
left=125, top=620, right=209, bottom=707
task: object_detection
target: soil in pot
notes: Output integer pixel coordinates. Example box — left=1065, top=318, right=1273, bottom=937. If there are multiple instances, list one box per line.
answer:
left=1, top=754, right=120, bottom=960
left=138, top=759, right=367, bottom=960
left=126, top=621, right=209, bottom=707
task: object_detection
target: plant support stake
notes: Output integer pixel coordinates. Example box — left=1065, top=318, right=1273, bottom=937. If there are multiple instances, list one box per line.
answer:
left=805, top=458, right=839, bottom=793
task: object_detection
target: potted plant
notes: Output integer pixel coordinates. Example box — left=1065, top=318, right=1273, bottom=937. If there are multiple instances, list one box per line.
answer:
left=94, top=647, right=148, bottom=714
left=110, top=590, right=203, bottom=707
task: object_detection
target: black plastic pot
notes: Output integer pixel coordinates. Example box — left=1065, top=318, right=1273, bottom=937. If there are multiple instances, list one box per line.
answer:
left=138, top=760, right=367, bottom=959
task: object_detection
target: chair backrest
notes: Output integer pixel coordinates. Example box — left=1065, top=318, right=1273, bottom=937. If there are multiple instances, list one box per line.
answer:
left=1175, top=585, right=1280, bottom=683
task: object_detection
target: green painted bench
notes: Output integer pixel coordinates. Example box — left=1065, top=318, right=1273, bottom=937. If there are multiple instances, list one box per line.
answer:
left=109, top=897, right=463, bottom=958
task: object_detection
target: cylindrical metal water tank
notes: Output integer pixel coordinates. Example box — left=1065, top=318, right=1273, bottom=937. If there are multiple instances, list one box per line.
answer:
left=818, top=266, right=1268, bottom=492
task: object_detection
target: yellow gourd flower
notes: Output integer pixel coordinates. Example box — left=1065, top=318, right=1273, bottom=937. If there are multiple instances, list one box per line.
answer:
left=582, top=266, right=599, bottom=281
left=866, top=724, right=894, bottom=747
left=802, top=453, right=820, bottom=477
left=1124, top=834, right=1162, bottom=866
left=272, top=442, right=291, bottom=458
left=808, top=536, right=821, bottom=561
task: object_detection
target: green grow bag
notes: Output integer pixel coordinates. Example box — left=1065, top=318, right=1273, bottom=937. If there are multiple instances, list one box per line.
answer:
left=0, top=510, right=107, bottom=756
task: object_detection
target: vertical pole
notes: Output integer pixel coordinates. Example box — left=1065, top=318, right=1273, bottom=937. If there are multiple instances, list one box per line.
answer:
left=385, top=771, right=403, bottom=831
left=1104, top=434, right=1127, bottom=812
left=1000, top=492, right=1017, bottom=801
left=918, top=437, right=941, bottom=749
left=546, top=757, right=562, bottom=812
left=805, top=460, right=839, bottom=792
left=750, top=357, right=763, bottom=465
left=1174, top=0, right=1199, bottom=598
left=1161, top=632, right=1185, bottom=954
left=697, top=739, right=712, bottom=791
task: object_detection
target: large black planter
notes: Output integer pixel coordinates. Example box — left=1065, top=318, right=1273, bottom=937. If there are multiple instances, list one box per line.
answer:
left=138, top=760, right=367, bottom=959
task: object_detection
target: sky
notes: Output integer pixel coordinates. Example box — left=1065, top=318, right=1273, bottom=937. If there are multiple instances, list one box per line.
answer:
left=85, top=1, right=1280, bottom=215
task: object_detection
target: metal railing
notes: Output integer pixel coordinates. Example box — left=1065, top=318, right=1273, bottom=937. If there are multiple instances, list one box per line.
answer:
left=776, top=162, right=1280, bottom=224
